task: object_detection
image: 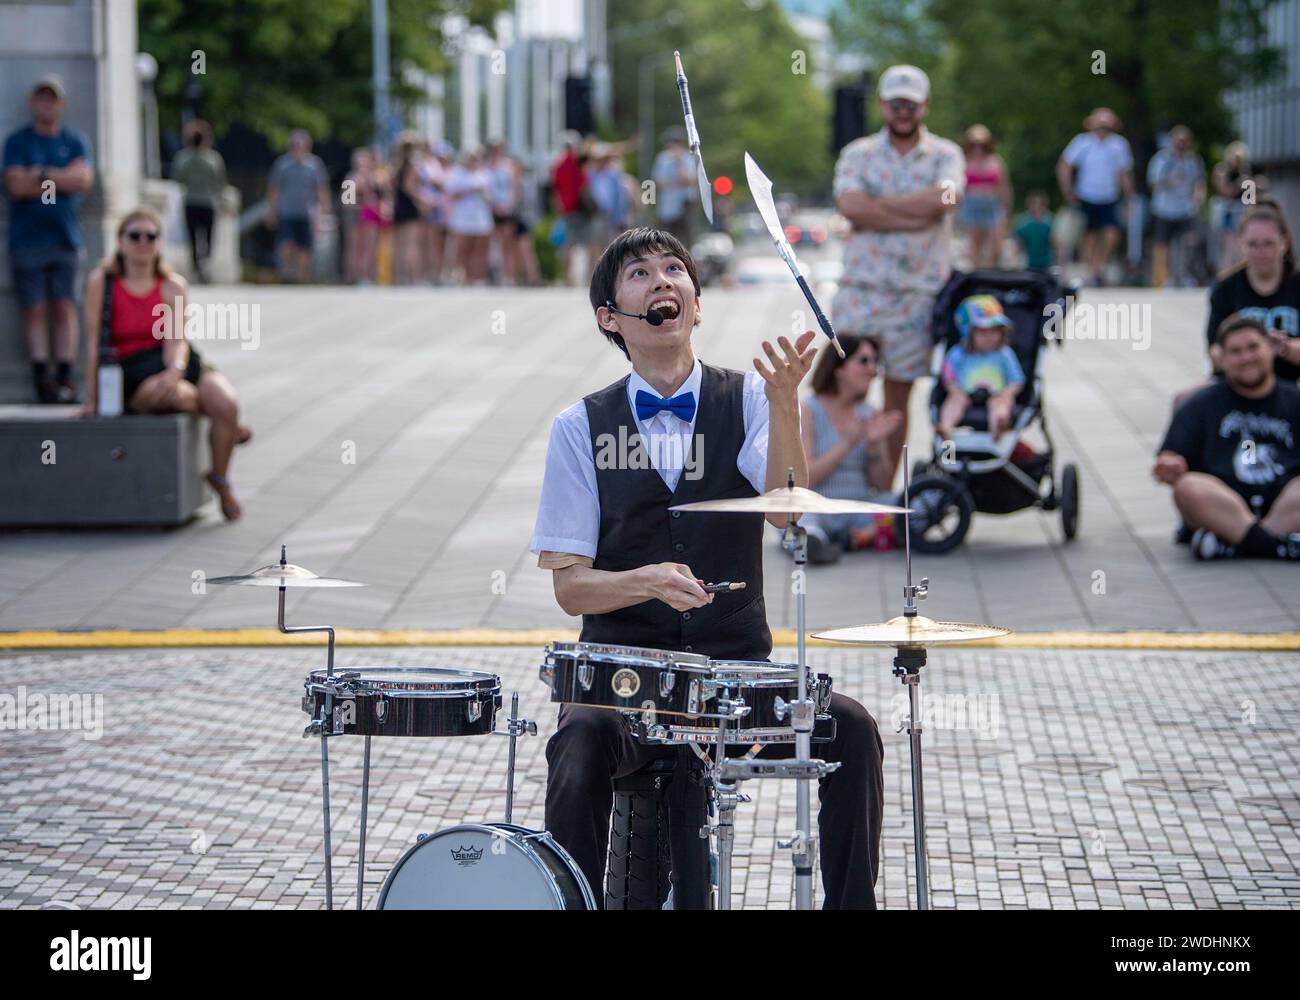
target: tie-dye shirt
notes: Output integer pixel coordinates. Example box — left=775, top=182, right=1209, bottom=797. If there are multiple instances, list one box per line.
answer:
left=833, top=126, right=966, bottom=294
left=942, top=344, right=1025, bottom=394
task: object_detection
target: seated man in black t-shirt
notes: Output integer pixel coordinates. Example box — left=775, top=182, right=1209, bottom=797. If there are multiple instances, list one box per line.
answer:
left=1154, top=314, right=1300, bottom=560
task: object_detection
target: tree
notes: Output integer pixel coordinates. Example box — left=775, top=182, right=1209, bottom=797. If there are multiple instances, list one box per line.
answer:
left=832, top=0, right=1282, bottom=200
left=138, top=0, right=508, bottom=148
left=607, top=0, right=832, bottom=200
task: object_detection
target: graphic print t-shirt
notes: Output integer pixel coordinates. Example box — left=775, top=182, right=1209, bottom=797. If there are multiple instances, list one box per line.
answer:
left=1159, top=379, right=1300, bottom=502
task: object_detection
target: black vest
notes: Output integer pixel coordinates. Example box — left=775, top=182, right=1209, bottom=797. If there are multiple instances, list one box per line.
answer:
left=579, top=363, right=772, bottom=661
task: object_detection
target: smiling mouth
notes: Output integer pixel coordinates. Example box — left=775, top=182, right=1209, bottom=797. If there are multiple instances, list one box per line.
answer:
left=649, top=298, right=681, bottom=321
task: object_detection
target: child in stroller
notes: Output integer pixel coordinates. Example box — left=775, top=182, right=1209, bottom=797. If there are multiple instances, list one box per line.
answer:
left=909, top=269, right=1081, bottom=552
left=936, top=295, right=1026, bottom=440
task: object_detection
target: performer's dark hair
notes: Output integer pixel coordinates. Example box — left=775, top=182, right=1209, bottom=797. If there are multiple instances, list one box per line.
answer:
left=589, top=227, right=701, bottom=359
left=1215, top=312, right=1269, bottom=346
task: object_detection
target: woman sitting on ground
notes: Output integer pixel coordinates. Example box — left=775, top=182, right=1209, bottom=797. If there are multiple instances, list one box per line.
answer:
left=81, top=206, right=251, bottom=520
left=797, top=334, right=903, bottom=564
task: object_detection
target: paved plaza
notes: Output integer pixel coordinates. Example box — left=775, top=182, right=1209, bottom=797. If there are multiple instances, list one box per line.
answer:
left=1, top=281, right=1296, bottom=910
left=0, top=644, right=1296, bottom=910
left=0, top=283, right=1296, bottom=637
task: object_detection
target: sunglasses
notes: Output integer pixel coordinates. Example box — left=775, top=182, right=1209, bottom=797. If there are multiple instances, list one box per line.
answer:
left=886, top=99, right=918, bottom=113
left=124, top=230, right=159, bottom=243
left=853, top=354, right=878, bottom=366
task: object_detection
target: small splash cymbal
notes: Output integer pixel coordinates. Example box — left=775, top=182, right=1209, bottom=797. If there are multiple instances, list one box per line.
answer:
left=812, top=615, right=1010, bottom=647
left=208, top=563, right=366, bottom=588
left=672, top=486, right=908, bottom=516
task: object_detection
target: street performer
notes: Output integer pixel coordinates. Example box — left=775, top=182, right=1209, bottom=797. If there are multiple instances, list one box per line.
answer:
left=530, top=227, right=885, bottom=908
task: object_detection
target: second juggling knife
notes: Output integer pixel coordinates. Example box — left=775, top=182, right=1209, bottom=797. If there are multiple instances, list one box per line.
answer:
left=744, top=151, right=846, bottom=359
left=674, top=50, right=713, bottom=225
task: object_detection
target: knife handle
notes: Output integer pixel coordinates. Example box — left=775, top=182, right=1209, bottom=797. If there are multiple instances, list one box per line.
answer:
left=795, top=274, right=846, bottom=357
left=795, top=274, right=833, bottom=336
left=676, top=76, right=694, bottom=118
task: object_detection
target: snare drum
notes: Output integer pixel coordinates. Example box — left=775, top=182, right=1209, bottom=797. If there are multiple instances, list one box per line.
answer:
left=302, top=667, right=501, bottom=737
left=638, top=660, right=835, bottom=745
left=378, top=823, right=595, bottom=909
left=540, top=642, right=713, bottom=717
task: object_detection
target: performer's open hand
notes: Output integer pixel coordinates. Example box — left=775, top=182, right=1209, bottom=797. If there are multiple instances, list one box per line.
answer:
left=644, top=562, right=714, bottom=612
left=755, top=331, right=817, bottom=405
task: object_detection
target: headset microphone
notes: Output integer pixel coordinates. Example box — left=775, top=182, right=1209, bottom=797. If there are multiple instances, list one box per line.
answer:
left=605, top=301, right=665, bottom=327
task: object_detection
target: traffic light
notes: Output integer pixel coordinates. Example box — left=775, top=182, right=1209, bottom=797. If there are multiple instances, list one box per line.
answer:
left=564, top=75, right=594, bottom=136
left=832, top=84, right=868, bottom=155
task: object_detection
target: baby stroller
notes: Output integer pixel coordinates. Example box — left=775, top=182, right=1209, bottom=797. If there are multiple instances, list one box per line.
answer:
left=908, top=268, right=1080, bottom=553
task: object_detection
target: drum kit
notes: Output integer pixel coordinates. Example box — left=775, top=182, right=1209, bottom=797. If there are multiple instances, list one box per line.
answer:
left=210, top=448, right=1010, bottom=910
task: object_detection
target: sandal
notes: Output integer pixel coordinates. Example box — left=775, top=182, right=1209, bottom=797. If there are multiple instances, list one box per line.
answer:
left=206, top=472, right=243, bottom=521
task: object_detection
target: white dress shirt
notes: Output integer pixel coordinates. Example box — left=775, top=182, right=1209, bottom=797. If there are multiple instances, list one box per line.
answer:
left=530, top=358, right=773, bottom=560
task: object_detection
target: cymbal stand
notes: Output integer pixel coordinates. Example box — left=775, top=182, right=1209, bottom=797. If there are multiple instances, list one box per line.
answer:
left=493, top=693, right=537, bottom=824
left=281, top=543, right=348, bottom=911
left=896, top=447, right=931, bottom=910
left=777, top=466, right=820, bottom=910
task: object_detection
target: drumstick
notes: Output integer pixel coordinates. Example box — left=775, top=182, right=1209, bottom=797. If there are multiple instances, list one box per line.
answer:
left=699, top=581, right=747, bottom=594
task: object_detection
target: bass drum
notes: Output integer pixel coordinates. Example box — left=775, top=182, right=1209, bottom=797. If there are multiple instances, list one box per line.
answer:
left=378, top=823, right=595, bottom=910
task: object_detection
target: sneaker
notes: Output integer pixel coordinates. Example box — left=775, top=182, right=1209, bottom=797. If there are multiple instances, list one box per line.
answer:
left=54, top=380, right=80, bottom=404
left=806, top=531, right=841, bottom=565
left=1283, top=533, right=1300, bottom=561
left=1174, top=522, right=1194, bottom=545
left=1191, top=528, right=1236, bottom=561
left=35, top=379, right=59, bottom=404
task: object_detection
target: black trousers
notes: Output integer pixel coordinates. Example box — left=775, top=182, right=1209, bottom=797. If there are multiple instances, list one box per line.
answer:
left=544, top=691, right=885, bottom=909
left=185, top=203, right=215, bottom=272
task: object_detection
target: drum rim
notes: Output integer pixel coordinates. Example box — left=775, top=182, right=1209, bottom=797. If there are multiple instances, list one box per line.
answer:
left=546, top=641, right=712, bottom=669
left=377, top=823, right=572, bottom=910
left=304, top=684, right=498, bottom=700
left=305, top=666, right=502, bottom=692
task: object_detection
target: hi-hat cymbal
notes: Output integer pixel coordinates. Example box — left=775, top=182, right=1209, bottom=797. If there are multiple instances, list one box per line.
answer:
left=671, top=486, right=909, bottom=516
left=813, top=615, right=1010, bottom=647
left=208, top=563, right=366, bottom=588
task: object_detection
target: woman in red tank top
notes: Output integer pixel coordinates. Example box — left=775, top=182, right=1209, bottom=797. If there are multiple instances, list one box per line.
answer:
left=81, top=207, right=251, bottom=520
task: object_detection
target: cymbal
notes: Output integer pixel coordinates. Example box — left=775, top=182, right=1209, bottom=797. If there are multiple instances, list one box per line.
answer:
left=208, top=563, right=366, bottom=588
left=671, top=486, right=909, bottom=516
left=812, top=615, right=1010, bottom=647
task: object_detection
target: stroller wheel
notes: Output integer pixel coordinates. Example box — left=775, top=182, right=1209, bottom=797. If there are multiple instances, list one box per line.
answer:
left=907, top=477, right=973, bottom=554
left=1061, top=463, right=1080, bottom=540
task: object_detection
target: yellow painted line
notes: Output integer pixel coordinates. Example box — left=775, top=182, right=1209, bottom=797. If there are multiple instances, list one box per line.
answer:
left=0, top=627, right=1297, bottom=651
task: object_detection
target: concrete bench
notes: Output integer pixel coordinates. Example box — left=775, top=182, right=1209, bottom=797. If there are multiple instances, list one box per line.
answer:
left=0, top=406, right=207, bottom=527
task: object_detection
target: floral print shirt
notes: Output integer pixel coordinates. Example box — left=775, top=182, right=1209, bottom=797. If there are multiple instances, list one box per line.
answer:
left=833, top=126, right=966, bottom=294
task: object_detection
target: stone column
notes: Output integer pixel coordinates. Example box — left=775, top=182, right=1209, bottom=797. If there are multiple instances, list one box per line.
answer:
left=0, top=0, right=140, bottom=403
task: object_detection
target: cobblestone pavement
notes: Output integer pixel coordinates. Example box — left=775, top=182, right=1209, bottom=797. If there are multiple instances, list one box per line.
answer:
left=1, top=645, right=1296, bottom=910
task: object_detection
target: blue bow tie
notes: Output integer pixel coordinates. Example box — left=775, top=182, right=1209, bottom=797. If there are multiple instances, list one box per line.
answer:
left=635, top=389, right=696, bottom=424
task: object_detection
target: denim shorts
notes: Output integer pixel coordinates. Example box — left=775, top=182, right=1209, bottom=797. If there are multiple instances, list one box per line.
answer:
left=11, top=244, right=81, bottom=308
left=957, top=194, right=1003, bottom=230
left=1078, top=199, right=1120, bottom=232
left=277, top=216, right=313, bottom=249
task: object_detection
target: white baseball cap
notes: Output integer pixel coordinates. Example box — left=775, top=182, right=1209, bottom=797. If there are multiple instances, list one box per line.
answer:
left=878, top=65, right=930, bottom=104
